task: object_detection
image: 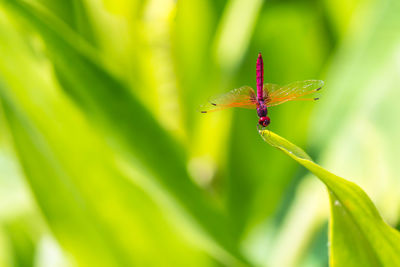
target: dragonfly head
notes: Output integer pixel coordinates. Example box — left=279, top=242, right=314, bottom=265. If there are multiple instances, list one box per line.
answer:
left=259, top=116, right=270, bottom=127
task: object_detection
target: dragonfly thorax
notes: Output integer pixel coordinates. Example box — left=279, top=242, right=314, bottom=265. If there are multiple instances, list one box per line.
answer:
left=257, top=102, right=268, bottom=117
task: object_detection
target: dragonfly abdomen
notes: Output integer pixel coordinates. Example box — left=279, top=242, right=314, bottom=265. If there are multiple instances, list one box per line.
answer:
left=256, top=53, right=264, bottom=101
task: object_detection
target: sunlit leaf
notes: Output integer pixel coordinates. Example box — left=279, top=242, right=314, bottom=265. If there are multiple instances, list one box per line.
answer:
left=259, top=129, right=400, bottom=266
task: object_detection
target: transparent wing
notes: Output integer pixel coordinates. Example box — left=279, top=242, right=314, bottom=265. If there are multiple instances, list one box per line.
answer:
left=263, top=80, right=324, bottom=107
left=200, top=86, right=257, bottom=113
left=262, top=83, right=281, bottom=97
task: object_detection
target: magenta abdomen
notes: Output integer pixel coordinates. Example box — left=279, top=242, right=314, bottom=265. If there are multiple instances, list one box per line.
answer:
left=256, top=53, right=264, bottom=101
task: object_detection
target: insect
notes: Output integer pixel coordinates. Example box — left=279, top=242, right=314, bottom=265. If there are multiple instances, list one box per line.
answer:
left=200, top=53, right=324, bottom=128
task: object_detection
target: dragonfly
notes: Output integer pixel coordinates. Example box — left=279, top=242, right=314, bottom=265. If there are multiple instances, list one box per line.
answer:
left=200, top=53, right=324, bottom=128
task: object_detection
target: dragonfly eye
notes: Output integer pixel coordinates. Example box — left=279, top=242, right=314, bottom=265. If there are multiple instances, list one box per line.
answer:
left=259, top=116, right=270, bottom=127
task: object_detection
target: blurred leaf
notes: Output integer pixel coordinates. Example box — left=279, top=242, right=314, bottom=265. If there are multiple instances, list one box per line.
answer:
left=259, top=129, right=400, bottom=266
left=0, top=22, right=214, bottom=266
left=213, top=0, right=263, bottom=72
left=4, top=218, right=35, bottom=267
left=0, top=88, right=214, bottom=266
left=0, top=0, right=247, bottom=264
left=37, top=0, right=98, bottom=45
left=0, top=91, right=121, bottom=267
left=313, top=0, right=400, bottom=146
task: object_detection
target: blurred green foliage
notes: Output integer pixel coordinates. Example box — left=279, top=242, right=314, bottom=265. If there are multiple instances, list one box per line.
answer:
left=0, top=0, right=399, bottom=266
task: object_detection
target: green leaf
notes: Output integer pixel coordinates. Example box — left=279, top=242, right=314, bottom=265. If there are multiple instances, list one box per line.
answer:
left=213, top=0, right=263, bottom=72
left=0, top=0, right=247, bottom=264
left=259, top=129, right=400, bottom=266
left=3, top=218, right=36, bottom=267
left=0, top=21, right=214, bottom=265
